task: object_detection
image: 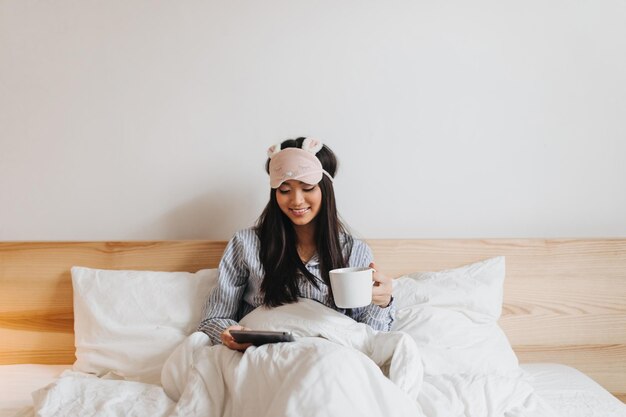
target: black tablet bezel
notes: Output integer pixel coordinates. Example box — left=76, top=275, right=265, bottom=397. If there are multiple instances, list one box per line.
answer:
left=230, top=330, right=295, bottom=346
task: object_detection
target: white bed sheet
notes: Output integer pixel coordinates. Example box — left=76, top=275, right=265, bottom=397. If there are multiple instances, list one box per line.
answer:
left=0, top=364, right=71, bottom=417
left=1, top=363, right=624, bottom=417
left=521, top=363, right=626, bottom=417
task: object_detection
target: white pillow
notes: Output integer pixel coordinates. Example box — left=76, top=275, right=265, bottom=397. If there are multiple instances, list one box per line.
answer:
left=71, top=266, right=218, bottom=384
left=391, top=256, right=520, bottom=376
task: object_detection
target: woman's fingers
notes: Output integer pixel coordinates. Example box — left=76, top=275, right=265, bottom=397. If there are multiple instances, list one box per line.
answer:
left=222, top=325, right=253, bottom=352
left=369, top=262, right=392, bottom=307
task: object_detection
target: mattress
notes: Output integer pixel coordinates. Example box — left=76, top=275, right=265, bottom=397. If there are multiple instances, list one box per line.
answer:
left=0, top=363, right=624, bottom=417
left=0, top=364, right=71, bottom=417
left=520, top=363, right=626, bottom=417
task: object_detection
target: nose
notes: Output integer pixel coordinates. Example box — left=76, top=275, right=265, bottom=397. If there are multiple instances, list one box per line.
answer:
left=291, top=189, right=305, bottom=206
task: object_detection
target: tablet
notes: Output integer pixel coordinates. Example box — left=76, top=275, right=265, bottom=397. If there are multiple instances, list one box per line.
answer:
left=230, top=330, right=295, bottom=346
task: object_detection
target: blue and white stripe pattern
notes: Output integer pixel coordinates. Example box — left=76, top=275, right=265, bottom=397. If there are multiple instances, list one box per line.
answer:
left=198, top=228, right=395, bottom=345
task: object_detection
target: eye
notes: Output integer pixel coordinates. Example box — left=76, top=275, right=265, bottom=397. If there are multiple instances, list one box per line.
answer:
left=278, top=189, right=290, bottom=194
left=303, top=186, right=316, bottom=192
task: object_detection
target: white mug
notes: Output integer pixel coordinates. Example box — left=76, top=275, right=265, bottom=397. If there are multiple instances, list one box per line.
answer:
left=329, top=266, right=374, bottom=308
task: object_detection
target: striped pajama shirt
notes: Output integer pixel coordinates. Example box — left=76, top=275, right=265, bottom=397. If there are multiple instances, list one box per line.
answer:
left=198, top=227, right=395, bottom=345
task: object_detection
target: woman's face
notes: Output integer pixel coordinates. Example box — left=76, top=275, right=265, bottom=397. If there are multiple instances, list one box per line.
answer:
left=276, top=180, right=323, bottom=228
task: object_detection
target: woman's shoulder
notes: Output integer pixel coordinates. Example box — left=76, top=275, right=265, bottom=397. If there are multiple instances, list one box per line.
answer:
left=340, top=233, right=373, bottom=263
left=340, top=232, right=370, bottom=249
left=228, top=227, right=260, bottom=249
left=351, top=237, right=372, bottom=257
left=232, top=227, right=257, bottom=239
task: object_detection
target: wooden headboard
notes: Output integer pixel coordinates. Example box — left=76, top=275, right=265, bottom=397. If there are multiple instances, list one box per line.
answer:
left=1, top=239, right=625, bottom=401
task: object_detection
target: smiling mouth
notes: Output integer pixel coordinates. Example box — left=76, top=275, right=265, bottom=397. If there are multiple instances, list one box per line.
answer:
left=290, top=208, right=310, bottom=216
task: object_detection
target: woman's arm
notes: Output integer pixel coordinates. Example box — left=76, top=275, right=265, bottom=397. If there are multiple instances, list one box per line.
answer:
left=350, top=266, right=395, bottom=331
left=351, top=301, right=395, bottom=331
left=346, top=241, right=395, bottom=331
left=198, top=232, right=250, bottom=345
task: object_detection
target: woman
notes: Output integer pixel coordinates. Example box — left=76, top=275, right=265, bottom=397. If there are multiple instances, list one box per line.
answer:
left=198, top=137, right=394, bottom=351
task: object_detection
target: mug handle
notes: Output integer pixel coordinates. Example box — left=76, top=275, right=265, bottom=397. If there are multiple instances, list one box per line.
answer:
left=368, top=267, right=376, bottom=285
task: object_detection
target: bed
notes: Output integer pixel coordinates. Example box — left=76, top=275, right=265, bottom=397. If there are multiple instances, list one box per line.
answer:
left=1, top=239, right=625, bottom=416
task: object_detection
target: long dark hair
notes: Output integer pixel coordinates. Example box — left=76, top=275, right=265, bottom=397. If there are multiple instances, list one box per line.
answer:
left=255, top=138, right=353, bottom=307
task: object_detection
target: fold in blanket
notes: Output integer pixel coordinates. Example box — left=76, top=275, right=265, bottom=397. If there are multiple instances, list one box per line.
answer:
left=32, top=299, right=559, bottom=417
left=163, top=299, right=425, bottom=416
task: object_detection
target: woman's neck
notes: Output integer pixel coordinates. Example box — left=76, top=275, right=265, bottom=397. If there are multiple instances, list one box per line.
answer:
left=294, top=222, right=316, bottom=249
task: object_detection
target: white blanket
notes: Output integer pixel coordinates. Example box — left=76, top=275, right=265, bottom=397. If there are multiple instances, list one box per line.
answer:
left=32, top=299, right=559, bottom=417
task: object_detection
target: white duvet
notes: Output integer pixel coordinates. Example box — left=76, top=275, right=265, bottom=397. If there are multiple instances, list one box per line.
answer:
left=31, top=299, right=558, bottom=417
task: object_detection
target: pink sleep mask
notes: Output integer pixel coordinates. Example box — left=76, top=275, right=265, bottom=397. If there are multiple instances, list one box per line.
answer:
left=268, top=139, right=333, bottom=189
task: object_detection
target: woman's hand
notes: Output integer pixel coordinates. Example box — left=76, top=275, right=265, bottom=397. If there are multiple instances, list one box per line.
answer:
left=370, top=262, right=393, bottom=308
left=221, top=325, right=253, bottom=352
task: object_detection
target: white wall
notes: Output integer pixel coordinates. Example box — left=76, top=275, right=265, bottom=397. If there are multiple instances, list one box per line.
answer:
left=1, top=0, right=625, bottom=240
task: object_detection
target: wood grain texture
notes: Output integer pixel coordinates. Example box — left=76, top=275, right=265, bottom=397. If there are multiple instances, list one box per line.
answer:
left=1, top=239, right=624, bottom=400
left=0, top=241, right=226, bottom=364
left=366, top=239, right=626, bottom=401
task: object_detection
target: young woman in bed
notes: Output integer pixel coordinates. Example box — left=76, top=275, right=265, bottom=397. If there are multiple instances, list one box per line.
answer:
left=198, top=137, right=394, bottom=351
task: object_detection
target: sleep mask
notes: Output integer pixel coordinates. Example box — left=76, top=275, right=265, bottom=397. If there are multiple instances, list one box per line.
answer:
left=267, top=138, right=334, bottom=189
